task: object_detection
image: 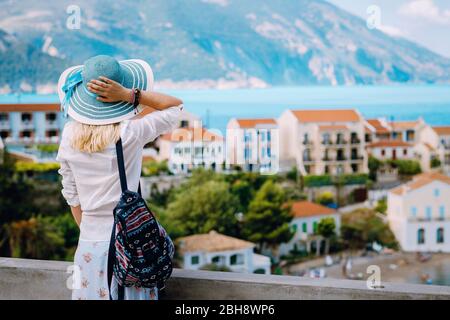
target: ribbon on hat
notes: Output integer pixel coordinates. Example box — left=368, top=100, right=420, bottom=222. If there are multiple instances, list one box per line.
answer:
left=61, top=69, right=83, bottom=118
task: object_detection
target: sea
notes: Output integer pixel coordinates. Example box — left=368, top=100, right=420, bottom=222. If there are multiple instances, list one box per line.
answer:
left=1, top=85, right=450, bottom=134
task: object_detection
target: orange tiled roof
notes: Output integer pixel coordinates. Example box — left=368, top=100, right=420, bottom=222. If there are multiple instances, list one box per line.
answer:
left=291, top=109, right=360, bottom=123
left=318, top=125, right=348, bottom=131
left=433, top=126, right=450, bottom=136
left=367, top=140, right=412, bottom=148
left=235, top=118, right=277, bottom=128
left=160, top=127, right=223, bottom=142
left=290, top=201, right=336, bottom=218
left=367, top=119, right=391, bottom=134
left=176, top=231, right=254, bottom=253
left=390, top=120, right=419, bottom=131
left=390, top=172, right=450, bottom=196
left=0, top=103, right=60, bottom=112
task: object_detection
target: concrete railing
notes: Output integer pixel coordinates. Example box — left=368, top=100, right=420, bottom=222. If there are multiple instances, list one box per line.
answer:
left=1, top=257, right=450, bottom=300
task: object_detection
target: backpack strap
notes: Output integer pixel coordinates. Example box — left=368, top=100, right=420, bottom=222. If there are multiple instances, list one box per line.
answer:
left=116, top=138, right=128, bottom=192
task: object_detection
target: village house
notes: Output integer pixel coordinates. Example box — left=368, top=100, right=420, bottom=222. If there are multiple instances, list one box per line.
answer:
left=0, top=103, right=65, bottom=144
left=157, top=126, right=224, bottom=174
left=365, top=117, right=441, bottom=172
left=279, top=201, right=341, bottom=256
left=176, top=230, right=271, bottom=274
left=387, top=172, right=450, bottom=252
left=226, top=118, right=278, bottom=174
left=278, top=109, right=368, bottom=176
left=433, top=126, right=450, bottom=174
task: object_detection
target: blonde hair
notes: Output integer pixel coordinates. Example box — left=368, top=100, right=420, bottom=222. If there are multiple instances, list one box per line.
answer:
left=71, top=122, right=121, bottom=153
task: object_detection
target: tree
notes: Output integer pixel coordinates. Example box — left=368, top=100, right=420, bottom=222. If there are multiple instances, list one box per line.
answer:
left=0, top=152, right=35, bottom=255
left=316, top=191, right=334, bottom=206
left=4, top=215, right=65, bottom=260
left=166, top=180, right=240, bottom=237
left=317, top=217, right=336, bottom=254
left=341, top=208, right=398, bottom=251
left=230, top=179, right=253, bottom=213
left=368, top=156, right=382, bottom=181
left=375, top=198, right=387, bottom=214
left=242, top=180, right=294, bottom=254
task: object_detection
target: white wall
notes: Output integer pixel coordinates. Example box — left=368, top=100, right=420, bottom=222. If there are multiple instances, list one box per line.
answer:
left=388, top=180, right=450, bottom=252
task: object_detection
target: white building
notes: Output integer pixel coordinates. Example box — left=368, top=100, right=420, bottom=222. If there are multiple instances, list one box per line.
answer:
left=278, top=109, right=368, bottom=175
left=367, top=140, right=415, bottom=161
left=158, top=127, right=224, bottom=174
left=387, top=172, right=450, bottom=252
left=226, top=118, right=279, bottom=174
left=177, top=230, right=271, bottom=274
left=433, top=126, right=450, bottom=174
left=279, top=201, right=341, bottom=256
left=366, top=118, right=441, bottom=172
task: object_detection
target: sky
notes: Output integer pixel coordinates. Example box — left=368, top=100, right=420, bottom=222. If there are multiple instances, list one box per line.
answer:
left=328, top=0, right=450, bottom=58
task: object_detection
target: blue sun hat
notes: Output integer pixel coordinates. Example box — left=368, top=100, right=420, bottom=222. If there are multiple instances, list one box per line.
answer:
left=57, top=55, right=154, bottom=125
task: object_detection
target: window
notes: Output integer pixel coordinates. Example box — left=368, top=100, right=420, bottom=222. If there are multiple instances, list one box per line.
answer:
left=261, top=147, right=265, bottom=158
left=381, top=149, right=386, bottom=156
left=21, top=130, right=32, bottom=138
left=46, top=130, right=58, bottom=138
left=46, top=113, right=57, bottom=121
left=313, top=221, right=318, bottom=234
left=267, top=131, right=271, bottom=141
left=230, top=254, right=244, bottom=265
left=260, top=130, right=265, bottom=142
left=0, top=130, right=10, bottom=139
left=21, top=113, right=32, bottom=122
left=0, top=113, right=8, bottom=121
left=191, top=255, right=200, bottom=265
left=417, top=228, right=425, bottom=244
left=211, top=255, right=226, bottom=265
left=411, top=206, right=417, bottom=218
left=434, top=189, right=440, bottom=197
left=180, top=120, right=189, bottom=128
left=267, top=147, right=271, bottom=158
left=426, top=206, right=432, bottom=220
left=291, top=224, right=298, bottom=233
left=437, top=228, right=444, bottom=244
left=302, top=222, right=307, bottom=233
left=439, top=206, right=445, bottom=220
left=403, top=149, right=407, bottom=156
left=244, top=131, right=252, bottom=142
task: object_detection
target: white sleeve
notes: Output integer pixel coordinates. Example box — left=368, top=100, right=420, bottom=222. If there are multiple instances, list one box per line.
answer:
left=129, top=104, right=184, bottom=145
left=57, top=159, right=80, bottom=207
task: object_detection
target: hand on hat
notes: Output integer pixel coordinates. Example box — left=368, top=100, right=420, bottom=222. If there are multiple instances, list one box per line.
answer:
left=87, top=76, right=131, bottom=103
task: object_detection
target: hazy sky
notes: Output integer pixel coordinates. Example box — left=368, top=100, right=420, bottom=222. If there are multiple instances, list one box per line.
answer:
left=328, top=0, right=450, bottom=58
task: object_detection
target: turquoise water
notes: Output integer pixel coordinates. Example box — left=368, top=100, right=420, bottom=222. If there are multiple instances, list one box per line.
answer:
left=2, top=85, right=450, bottom=134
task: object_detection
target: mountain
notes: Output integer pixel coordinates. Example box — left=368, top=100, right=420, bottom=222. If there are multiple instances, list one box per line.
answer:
left=0, top=0, right=449, bottom=92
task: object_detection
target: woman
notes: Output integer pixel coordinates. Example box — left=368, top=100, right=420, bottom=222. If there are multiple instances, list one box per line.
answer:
left=56, top=55, right=183, bottom=300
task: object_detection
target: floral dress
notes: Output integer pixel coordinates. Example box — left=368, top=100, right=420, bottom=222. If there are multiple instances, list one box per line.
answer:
left=72, top=239, right=158, bottom=300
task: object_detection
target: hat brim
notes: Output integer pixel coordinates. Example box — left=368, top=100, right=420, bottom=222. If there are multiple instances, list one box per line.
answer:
left=57, top=59, right=154, bottom=125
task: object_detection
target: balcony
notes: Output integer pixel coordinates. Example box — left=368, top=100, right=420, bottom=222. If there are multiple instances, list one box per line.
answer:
left=335, top=139, right=348, bottom=146
left=351, top=138, right=361, bottom=145
left=336, top=156, right=347, bottom=162
left=302, top=140, right=313, bottom=146
left=1, top=258, right=450, bottom=300
left=0, top=121, right=9, bottom=130
left=303, top=157, right=314, bottom=163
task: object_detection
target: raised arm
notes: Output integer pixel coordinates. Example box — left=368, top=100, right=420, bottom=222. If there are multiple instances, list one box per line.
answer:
left=87, top=76, right=183, bottom=110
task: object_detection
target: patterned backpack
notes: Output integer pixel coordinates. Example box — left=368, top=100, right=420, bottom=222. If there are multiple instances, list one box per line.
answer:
left=107, top=138, right=174, bottom=300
